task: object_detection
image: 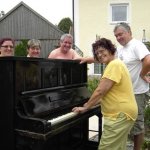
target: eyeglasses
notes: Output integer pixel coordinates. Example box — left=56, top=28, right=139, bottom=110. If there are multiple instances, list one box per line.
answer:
left=95, top=49, right=107, bottom=55
left=1, top=45, right=14, bottom=49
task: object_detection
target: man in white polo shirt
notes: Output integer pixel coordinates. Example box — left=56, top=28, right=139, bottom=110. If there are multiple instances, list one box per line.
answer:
left=114, top=22, right=150, bottom=150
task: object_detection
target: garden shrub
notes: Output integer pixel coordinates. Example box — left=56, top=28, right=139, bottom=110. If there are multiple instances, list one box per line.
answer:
left=88, top=77, right=99, bottom=94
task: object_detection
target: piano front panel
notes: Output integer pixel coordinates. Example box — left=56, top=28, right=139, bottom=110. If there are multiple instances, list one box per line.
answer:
left=0, top=57, right=101, bottom=150
left=42, top=62, right=59, bottom=88
left=15, top=59, right=87, bottom=94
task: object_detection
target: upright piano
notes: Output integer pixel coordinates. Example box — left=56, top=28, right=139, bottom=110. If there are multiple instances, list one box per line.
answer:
left=0, top=57, right=102, bottom=150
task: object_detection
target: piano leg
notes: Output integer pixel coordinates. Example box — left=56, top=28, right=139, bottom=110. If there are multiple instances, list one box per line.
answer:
left=98, top=112, right=103, bottom=141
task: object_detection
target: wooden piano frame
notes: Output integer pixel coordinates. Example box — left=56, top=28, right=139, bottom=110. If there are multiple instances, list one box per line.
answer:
left=0, top=57, right=102, bottom=150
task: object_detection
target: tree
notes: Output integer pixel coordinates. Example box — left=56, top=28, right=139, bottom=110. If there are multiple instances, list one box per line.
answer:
left=58, top=17, right=72, bottom=33
left=15, top=40, right=28, bottom=56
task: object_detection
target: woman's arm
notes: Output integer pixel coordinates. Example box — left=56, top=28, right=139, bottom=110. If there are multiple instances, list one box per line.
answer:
left=72, top=78, right=115, bottom=113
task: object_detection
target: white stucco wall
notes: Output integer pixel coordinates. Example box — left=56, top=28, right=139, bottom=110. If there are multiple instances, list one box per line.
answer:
left=73, top=0, right=150, bottom=75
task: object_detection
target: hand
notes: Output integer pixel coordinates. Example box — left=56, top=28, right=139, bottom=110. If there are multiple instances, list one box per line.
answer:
left=72, top=106, right=88, bottom=113
left=79, top=58, right=89, bottom=64
left=140, top=72, right=150, bottom=83
left=74, top=57, right=87, bottom=64
left=74, top=57, right=95, bottom=64
left=83, top=102, right=88, bottom=107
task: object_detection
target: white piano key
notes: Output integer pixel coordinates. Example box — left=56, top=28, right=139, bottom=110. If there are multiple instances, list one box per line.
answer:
left=48, top=112, right=78, bottom=125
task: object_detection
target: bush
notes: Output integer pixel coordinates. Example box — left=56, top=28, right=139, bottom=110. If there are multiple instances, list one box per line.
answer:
left=58, top=17, right=72, bottom=33
left=142, top=100, right=150, bottom=149
left=15, top=40, right=28, bottom=56
left=142, top=139, right=150, bottom=150
left=88, top=77, right=99, bottom=94
left=145, top=105, right=150, bottom=128
left=144, top=41, right=150, bottom=51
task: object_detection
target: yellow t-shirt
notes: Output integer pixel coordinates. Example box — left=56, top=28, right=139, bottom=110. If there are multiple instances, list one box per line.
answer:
left=101, top=59, right=138, bottom=121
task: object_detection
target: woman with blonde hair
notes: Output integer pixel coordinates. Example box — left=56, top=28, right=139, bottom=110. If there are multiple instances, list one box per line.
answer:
left=27, top=39, right=41, bottom=57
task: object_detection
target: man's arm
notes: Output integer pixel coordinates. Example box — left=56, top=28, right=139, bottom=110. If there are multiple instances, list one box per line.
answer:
left=140, top=54, right=150, bottom=83
left=74, top=56, right=96, bottom=64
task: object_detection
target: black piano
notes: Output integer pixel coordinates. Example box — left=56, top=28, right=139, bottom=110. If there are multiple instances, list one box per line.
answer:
left=0, top=57, right=102, bottom=150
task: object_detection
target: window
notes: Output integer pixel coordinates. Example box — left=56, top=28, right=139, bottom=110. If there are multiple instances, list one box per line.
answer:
left=94, top=63, right=105, bottom=74
left=110, top=3, right=129, bottom=23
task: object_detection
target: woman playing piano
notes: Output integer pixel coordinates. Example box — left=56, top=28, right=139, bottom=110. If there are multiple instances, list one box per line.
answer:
left=72, top=38, right=138, bottom=150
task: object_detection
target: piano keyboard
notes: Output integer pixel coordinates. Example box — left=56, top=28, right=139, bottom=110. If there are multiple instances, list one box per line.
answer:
left=48, top=105, right=100, bottom=126
left=48, top=112, right=78, bottom=126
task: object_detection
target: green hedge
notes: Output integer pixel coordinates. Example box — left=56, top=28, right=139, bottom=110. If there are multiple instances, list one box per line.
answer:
left=88, top=77, right=99, bottom=94
left=15, top=40, right=28, bottom=56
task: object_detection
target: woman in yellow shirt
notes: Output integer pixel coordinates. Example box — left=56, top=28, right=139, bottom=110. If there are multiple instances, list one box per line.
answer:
left=72, top=38, right=138, bottom=150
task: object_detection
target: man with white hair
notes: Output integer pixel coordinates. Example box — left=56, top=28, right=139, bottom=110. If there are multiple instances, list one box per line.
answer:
left=48, top=34, right=81, bottom=59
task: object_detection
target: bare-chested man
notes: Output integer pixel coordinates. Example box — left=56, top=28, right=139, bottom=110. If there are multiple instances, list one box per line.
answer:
left=48, top=34, right=81, bottom=59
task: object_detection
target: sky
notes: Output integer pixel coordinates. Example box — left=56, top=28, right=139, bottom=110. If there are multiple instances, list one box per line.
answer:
left=0, top=0, right=73, bottom=25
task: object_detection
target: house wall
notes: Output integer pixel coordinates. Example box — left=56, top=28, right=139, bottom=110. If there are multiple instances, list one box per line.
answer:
left=74, top=0, right=150, bottom=74
left=131, top=0, right=150, bottom=41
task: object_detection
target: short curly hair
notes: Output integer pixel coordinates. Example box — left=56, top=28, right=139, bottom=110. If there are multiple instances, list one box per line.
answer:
left=92, top=38, right=116, bottom=61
